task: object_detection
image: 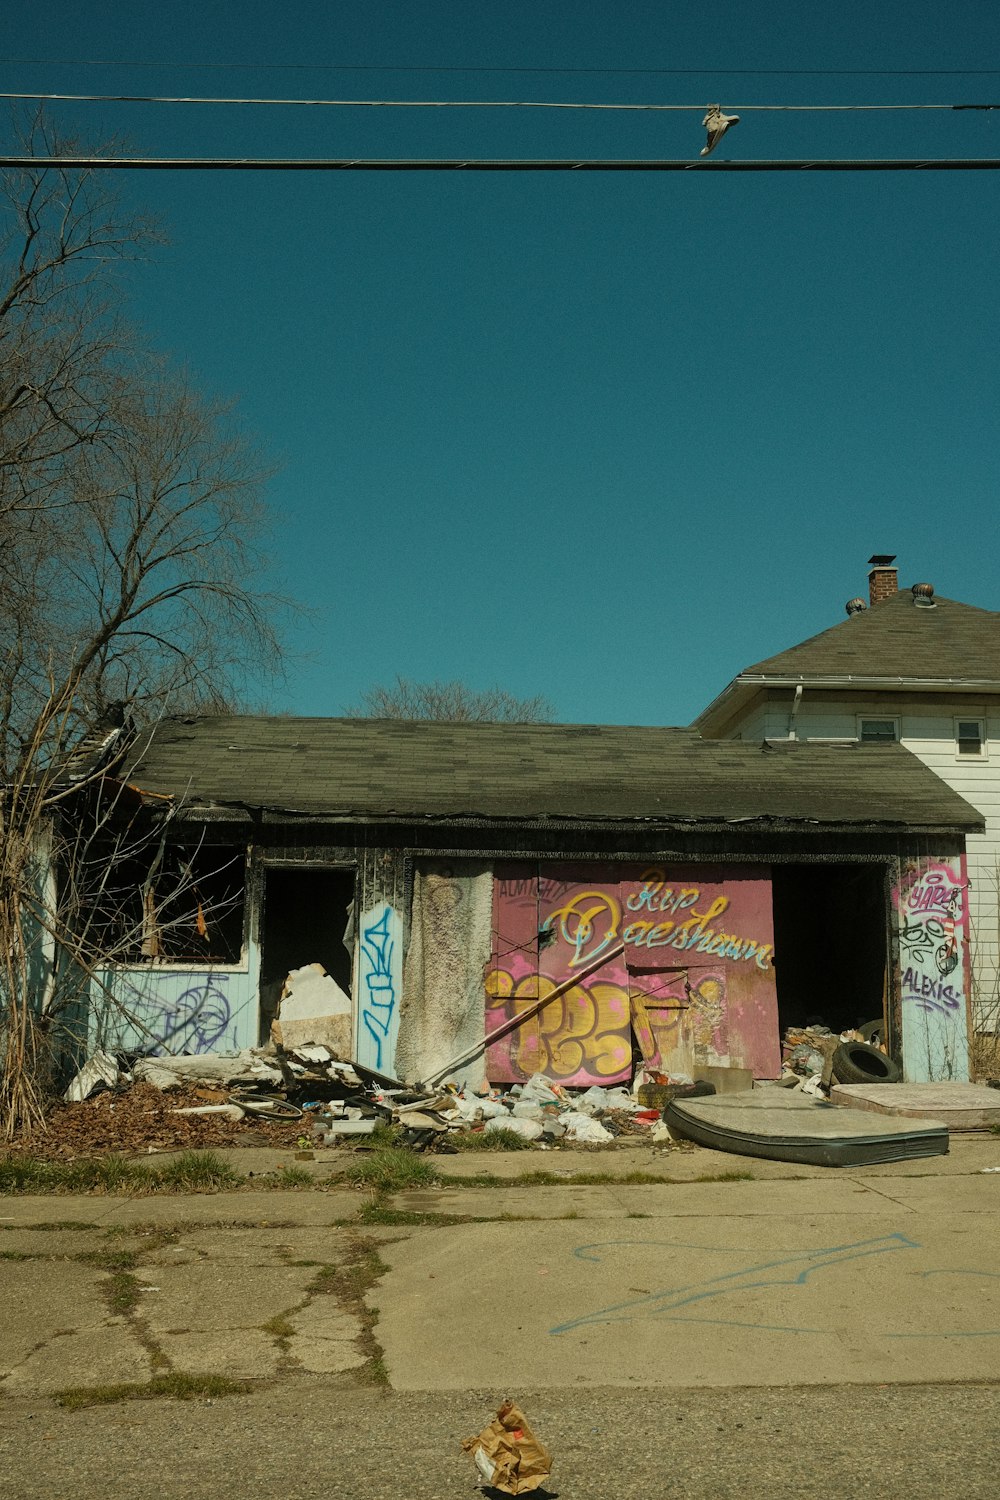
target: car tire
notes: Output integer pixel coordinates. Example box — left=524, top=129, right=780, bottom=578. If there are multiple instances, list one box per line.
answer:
left=832, top=1041, right=902, bottom=1085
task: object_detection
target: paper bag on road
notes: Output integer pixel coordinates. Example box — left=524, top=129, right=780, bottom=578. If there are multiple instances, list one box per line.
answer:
left=462, top=1400, right=552, bottom=1494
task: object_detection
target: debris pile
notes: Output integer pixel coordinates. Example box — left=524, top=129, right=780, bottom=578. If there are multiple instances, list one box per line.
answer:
left=6, top=1083, right=308, bottom=1160
left=780, top=1021, right=901, bottom=1093
left=52, top=1044, right=723, bottom=1156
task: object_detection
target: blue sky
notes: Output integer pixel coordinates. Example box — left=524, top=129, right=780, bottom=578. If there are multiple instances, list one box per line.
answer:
left=3, top=3, right=999, bottom=724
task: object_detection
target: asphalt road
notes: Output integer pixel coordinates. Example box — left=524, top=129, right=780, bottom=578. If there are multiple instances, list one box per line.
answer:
left=2, top=1381, right=997, bottom=1500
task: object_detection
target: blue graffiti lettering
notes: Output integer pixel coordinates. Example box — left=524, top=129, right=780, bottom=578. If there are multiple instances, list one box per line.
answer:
left=360, top=908, right=397, bottom=1070
left=157, top=976, right=233, bottom=1052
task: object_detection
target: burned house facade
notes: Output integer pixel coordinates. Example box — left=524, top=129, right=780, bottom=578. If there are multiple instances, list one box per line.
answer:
left=80, top=716, right=982, bottom=1087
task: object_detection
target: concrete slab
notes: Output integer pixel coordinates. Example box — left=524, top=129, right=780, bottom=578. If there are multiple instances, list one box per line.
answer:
left=287, top=1306, right=366, bottom=1374
left=0, top=1261, right=109, bottom=1372
left=140, top=1227, right=352, bottom=1266
left=391, top=1185, right=627, bottom=1220
left=406, top=1177, right=909, bottom=1223
left=3, top=1324, right=151, bottom=1395
left=97, top=1190, right=361, bottom=1226
left=0, top=1229, right=109, bottom=1257
left=158, top=1328, right=283, bottom=1379
left=831, top=1082, right=1000, bottom=1128
left=374, top=1210, right=1000, bottom=1391
left=140, top=1262, right=317, bottom=1334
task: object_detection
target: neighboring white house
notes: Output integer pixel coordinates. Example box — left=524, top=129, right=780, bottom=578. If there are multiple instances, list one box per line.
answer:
left=694, top=556, right=1000, bottom=1037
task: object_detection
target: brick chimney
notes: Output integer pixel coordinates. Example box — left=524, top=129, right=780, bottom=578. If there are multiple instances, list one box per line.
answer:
left=868, top=554, right=898, bottom=606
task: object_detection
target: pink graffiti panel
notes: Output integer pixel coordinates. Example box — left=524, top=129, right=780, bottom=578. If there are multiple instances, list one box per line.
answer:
left=486, top=863, right=779, bottom=1084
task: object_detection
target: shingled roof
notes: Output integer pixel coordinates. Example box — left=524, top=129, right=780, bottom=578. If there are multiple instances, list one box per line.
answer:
left=743, top=589, right=1000, bottom=682
left=123, top=715, right=982, bottom=833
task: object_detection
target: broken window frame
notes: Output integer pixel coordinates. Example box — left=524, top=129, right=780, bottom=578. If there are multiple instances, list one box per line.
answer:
left=83, top=835, right=249, bottom=969
left=857, top=716, right=900, bottom=745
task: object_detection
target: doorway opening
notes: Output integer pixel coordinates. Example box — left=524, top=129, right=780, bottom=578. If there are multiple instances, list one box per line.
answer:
left=258, top=866, right=356, bottom=1044
left=771, top=863, right=888, bottom=1037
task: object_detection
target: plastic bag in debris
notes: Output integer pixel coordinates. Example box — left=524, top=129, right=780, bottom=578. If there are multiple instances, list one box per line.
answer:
left=485, top=1115, right=543, bottom=1141
left=520, top=1072, right=567, bottom=1107
left=511, top=1100, right=546, bottom=1121
left=799, top=1074, right=826, bottom=1098
left=562, top=1110, right=614, bottom=1144
left=575, top=1085, right=608, bottom=1115
left=462, top=1400, right=552, bottom=1495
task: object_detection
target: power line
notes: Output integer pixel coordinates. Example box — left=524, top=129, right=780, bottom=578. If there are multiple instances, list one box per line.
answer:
left=2, top=90, right=998, bottom=112
left=3, top=155, right=998, bottom=172
left=2, top=58, right=1000, bottom=77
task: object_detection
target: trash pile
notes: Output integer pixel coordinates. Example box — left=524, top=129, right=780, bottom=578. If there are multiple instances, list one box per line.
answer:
left=57, top=1045, right=710, bottom=1154
left=311, top=1067, right=720, bottom=1150
left=780, top=1020, right=901, bottom=1093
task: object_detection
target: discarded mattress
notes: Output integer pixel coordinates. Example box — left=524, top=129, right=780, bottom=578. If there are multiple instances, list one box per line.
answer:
left=664, top=1088, right=948, bottom=1167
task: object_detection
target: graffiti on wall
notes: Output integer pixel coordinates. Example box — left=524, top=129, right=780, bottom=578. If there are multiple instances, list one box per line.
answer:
left=355, top=902, right=403, bottom=1073
left=893, top=855, right=971, bottom=1084
left=158, top=976, right=235, bottom=1050
left=895, top=861, right=968, bottom=1015
left=487, top=863, right=779, bottom=1085
left=539, top=873, right=774, bottom=972
left=91, top=967, right=255, bottom=1056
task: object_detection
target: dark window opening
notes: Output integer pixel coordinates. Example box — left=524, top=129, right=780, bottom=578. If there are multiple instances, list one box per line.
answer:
left=771, top=864, right=888, bottom=1037
left=860, top=718, right=898, bottom=744
left=957, top=720, right=984, bottom=756
left=85, top=841, right=246, bottom=964
left=258, top=867, right=356, bottom=1044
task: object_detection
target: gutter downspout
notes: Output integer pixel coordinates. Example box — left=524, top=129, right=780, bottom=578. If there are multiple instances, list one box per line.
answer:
left=788, top=684, right=804, bottom=741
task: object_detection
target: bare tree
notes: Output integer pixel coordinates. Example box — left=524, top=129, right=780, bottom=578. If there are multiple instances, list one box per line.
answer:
left=0, top=115, right=285, bottom=1136
left=0, top=111, right=160, bottom=523
left=352, top=676, right=555, bottom=723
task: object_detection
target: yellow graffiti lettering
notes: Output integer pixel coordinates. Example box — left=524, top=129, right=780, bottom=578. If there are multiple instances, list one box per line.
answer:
left=542, top=890, right=621, bottom=967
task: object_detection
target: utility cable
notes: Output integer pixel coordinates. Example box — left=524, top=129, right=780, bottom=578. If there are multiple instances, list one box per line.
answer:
left=3, top=155, right=998, bottom=172
left=2, top=89, right=998, bottom=111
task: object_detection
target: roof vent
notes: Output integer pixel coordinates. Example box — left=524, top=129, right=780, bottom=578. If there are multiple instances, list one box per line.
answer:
left=912, top=581, right=936, bottom=608
left=845, top=597, right=867, bottom=616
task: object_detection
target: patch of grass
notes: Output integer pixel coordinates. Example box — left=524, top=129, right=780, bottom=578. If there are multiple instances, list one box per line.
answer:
left=693, top=1170, right=755, bottom=1183
left=154, top=1151, right=241, bottom=1192
left=261, top=1314, right=297, bottom=1338
left=343, top=1147, right=440, bottom=1194
left=369, top=1120, right=402, bottom=1148
left=0, top=1249, right=32, bottom=1260
left=446, top=1127, right=534, bottom=1152
left=77, top=1248, right=140, bottom=1273
left=104, top=1271, right=142, bottom=1316
left=270, top=1166, right=313, bottom=1188
left=53, top=1371, right=256, bottom=1411
left=363, top=1353, right=390, bottom=1387
left=0, top=1151, right=241, bottom=1196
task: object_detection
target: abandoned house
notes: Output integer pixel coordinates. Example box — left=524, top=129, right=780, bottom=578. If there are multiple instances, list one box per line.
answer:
left=59, top=714, right=983, bottom=1088
left=694, top=555, right=1000, bottom=1033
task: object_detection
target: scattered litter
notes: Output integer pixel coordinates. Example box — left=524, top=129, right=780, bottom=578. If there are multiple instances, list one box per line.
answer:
left=462, top=1400, right=553, bottom=1495
left=485, top=1115, right=543, bottom=1142
left=980, top=1167, right=1000, bottom=1173
left=170, top=1104, right=245, bottom=1121
left=64, top=1051, right=120, bottom=1103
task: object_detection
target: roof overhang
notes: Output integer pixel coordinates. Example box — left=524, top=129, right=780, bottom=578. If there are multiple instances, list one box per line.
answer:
left=695, top=672, right=1000, bottom=734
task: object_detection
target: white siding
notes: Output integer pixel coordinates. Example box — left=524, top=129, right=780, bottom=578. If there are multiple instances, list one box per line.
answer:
left=729, top=692, right=1000, bottom=1024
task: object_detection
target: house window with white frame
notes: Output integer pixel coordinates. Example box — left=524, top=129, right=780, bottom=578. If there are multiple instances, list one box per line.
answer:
left=956, top=718, right=987, bottom=758
left=858, top=716, right=899, bottom=744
